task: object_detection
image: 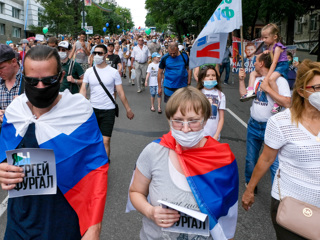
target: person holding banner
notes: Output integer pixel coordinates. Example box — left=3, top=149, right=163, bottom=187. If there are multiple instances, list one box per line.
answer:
left=241, top=23, right=289, bottom=115
left=0, top=45, right=108, bottom=239
left=129, top=86, right=238, bottom=240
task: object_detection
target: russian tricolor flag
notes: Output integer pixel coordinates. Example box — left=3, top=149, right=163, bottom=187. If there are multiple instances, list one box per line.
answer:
left=157, top=132, right=239, bottom=239
left=0, top=91, right=108, bottom=236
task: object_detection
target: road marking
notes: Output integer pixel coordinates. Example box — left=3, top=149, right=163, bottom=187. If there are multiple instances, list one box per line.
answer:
left=226, top=108, right=247, bottom=129
left=0, top=196, right=8, bottom=217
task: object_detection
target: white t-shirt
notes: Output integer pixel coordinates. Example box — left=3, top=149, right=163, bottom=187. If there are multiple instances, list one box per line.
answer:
left=265, top=109, right=320, bottom=207
left=146, top=62, right=159, bottom=86
left=201, top=88, right=226, bottom=138
left=250, top=76, right=291, bottom=122
left=83, top=65, right=122, bottom=110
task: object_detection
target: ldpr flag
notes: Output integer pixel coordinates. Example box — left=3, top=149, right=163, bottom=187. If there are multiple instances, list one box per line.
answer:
left=189, top=0, right=243, bottom=69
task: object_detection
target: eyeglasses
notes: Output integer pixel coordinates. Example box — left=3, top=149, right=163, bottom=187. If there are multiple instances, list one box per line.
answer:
left=170, top=119, right=204, bottom=131
left=306, top=84, right=320, bottom=92
left=23, top=72, right=61, bottom=86
left=93, top=51, right=105, bottom=56
left=94, top=38, right=100, bottom=40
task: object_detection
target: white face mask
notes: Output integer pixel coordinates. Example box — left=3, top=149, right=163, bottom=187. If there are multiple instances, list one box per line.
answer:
left=58, top=51, right=67, bottom=60
left=171, top=127, right=204, bottom=148
left=308, top=91, right=320, bottom=111
left=94, top=55, right=104, bottom=65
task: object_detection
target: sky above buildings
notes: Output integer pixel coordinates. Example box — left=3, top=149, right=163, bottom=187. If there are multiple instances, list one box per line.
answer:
left=116, top=0, right=147, bottom=28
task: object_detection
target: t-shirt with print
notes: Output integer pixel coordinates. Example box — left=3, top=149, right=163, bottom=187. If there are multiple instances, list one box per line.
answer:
left=136, top=142, right=213, bottom=240
left=250, top=76, right=291, bottom=122
left=146, top=62, right=159, bottom=87
left=201, top=88, right=226, bottom=138
left=106, top=54, right=121, bottom=70
left=83, top=65, right=121, bottom=110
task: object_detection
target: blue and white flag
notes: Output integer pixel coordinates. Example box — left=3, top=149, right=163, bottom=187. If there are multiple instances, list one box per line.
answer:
left=190, top=0, right=243, bottom=69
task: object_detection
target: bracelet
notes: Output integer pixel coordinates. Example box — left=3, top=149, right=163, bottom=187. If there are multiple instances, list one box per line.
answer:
left=74, top=79, right=78, bottom=84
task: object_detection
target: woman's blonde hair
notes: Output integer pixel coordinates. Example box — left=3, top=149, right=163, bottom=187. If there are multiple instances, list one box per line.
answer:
left=291, top=59, right=320, bottom=124
left=165, top=86, right=211, bottom=121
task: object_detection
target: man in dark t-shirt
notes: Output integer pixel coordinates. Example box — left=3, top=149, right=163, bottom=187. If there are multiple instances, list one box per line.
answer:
left=106, top=43, right=122, bottom=76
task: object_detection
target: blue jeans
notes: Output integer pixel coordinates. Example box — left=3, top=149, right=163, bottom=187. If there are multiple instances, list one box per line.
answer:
left=219, top=62, right=230, bottom=83
left=245, top=117, right=279, bottom=184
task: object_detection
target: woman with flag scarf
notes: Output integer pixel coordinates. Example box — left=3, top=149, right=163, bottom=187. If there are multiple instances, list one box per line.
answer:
left=129, top=86, right=239, bottom=240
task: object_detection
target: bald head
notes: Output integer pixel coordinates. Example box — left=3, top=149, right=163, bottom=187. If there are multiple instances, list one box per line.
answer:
left=168, top=42, right=178, bottom=50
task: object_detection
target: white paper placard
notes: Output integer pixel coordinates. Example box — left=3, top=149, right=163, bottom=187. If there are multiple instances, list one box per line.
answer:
left=158, top=200, right=209, bottom=236
left=6, top=148, right=57, bottom=198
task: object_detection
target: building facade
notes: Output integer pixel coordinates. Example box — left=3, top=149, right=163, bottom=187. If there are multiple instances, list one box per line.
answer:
left=0, top=0, right=44, bottom=44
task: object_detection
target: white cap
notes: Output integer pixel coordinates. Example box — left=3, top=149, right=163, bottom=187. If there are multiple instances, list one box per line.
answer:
left=58, top=41, right=70, bottom=49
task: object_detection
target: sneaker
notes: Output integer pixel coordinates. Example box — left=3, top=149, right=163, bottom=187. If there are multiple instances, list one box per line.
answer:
left=223, top=82, right=228, bottom=85
left=123, top=74, right=127, bottom=78
left=271, top=105, right=282, bottom=114
left=240, top=90, right=256, bottom=102
left=128, top=79, right=131, bottom=84
left=132, top=82, right=135, bottom=86
left=137, top=89, right=142, bottom=93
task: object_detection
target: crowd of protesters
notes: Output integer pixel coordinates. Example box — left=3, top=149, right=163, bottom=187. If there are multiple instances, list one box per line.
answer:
left=0, top=23, right=319, bottom=240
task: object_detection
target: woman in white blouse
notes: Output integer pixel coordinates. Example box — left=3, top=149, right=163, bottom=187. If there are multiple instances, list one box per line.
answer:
left=242, top=59, right=320, bottom=240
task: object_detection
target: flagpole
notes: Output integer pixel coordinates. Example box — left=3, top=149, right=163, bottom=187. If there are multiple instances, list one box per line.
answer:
left=240, top=26, right=244, bottom=68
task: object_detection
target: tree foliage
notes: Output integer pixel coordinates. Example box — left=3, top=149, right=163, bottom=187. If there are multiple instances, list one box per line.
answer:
left=34, top=0, right=134, bottom=36
left=146, top=0, right=319, bottom=44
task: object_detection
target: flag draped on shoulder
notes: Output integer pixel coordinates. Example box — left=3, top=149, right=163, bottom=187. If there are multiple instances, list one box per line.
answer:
left=189, top=0, right=243, bottom=69
left=0, top=91, right=109, bottom=236
left=155, top=132, right=239, bottom=240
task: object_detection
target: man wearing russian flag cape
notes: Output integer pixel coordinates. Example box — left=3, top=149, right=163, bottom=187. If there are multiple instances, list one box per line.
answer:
left=0, top=45, right=108, bottom=239
left=129, top=87, right=238, bottom=240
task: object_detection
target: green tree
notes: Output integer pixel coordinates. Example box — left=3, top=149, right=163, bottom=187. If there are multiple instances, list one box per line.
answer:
left=36, top=0, right=75, bottom=35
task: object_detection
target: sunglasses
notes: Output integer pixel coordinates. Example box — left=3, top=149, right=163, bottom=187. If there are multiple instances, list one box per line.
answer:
left=94, top=38, right=100, bottom=40
left=23, top=72, right=62, bottom=86
left=93, top=51, right=105, bottom=56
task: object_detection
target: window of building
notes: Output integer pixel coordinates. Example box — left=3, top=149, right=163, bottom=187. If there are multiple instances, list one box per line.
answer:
left=38, top=8, right=44, bottom=26
left=0, top=2, right=4, bottom=14
left=296, top=19, right=302, bottom=33
left=0, top=24, right=4, bottom=35
left=12, top=7, right=20, bottom=19
left=12, top=26, right=21, bottom=38
left=310, top=14, right=317, bottom=31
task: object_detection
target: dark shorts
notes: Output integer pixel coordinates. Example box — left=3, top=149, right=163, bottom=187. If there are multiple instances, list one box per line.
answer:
left=271, top=197, right=308, bottom=240
left=93, top=108, right=116, bottom=137
left=164, top=94, right=171, bottom=103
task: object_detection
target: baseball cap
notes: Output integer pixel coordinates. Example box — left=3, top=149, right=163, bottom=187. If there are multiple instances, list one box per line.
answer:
left=152, top=52, right=161, bottom=58
left=108, top=42, right=114, bottom=47
left=0, top=44, right=16, bottom=63
left=58, top=41, right=70, bottom=50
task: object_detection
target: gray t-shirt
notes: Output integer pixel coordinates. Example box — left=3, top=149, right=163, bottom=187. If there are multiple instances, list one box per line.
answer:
left=137, top=142, right=212, bottom=240
left=74, top=41, right=89, bottom=64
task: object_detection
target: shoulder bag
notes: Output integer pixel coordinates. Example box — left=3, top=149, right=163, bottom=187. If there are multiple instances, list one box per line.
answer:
left=93, top=66, right=119, bottom=117
left=276, top=169, right=320, bottom=239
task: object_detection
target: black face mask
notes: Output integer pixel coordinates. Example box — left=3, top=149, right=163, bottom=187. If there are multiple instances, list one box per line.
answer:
left=25, top=81, right=60, bottom=108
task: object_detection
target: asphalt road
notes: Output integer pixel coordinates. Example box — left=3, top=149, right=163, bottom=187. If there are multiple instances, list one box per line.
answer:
left=0, top=71, right=277, bottom=240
